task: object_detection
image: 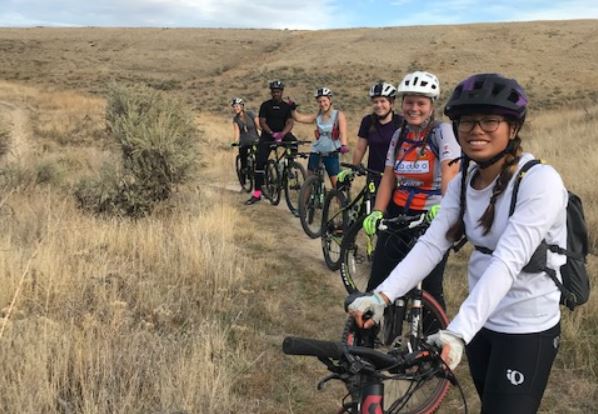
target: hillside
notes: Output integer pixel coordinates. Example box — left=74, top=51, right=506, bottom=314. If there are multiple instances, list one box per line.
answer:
left=0, top=20, right=597, bottom=115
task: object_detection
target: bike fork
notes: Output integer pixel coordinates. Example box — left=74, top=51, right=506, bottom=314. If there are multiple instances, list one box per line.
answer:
left=407, top=282, right=425, bottom=352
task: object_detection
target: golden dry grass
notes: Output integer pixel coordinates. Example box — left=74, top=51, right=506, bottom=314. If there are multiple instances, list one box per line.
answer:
left=0, top=21, right=597, bottom=413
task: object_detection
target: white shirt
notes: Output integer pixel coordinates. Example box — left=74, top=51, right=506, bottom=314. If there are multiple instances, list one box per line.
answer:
left=376, top=153, right=567, bottom=343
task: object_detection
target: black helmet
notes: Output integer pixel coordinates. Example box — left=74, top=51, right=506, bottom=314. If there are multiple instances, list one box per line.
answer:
left=444, top=73, right=528, bottom=120
left=269, top=80, right=285, bottom=90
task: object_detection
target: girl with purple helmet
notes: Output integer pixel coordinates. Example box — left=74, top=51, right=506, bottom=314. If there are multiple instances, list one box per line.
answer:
left=347, top=73, right=566, bottom=413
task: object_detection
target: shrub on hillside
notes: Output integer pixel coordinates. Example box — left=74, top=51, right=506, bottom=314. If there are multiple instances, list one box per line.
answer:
left=0, top=128, right=10, bottom=160
left=75, top=84, right=199, bottom=217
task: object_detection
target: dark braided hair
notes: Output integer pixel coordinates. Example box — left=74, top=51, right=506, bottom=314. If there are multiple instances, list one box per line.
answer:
left=446, top=156, right=470, bottom=242
left=477, top=136, right=522, bottom=234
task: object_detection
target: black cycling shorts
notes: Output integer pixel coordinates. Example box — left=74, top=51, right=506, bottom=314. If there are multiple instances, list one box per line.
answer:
left=466, top=323, right=560, bottom=414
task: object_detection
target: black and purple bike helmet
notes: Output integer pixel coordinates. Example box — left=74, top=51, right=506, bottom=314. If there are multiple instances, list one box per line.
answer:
left=444, top=73, right=528, bottom=121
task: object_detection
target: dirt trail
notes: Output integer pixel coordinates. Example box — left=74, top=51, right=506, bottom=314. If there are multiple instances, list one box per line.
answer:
left=214, top=179, right=350, bottom=412
left=0, top=100, right=33, bottom=165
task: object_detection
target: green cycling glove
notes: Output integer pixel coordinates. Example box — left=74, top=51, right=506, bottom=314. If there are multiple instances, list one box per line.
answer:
left=425, top=205, right=440, bottom=223
left=337, top=169, right=354, bottom=183
left=363, top=210, right=383, bottom=236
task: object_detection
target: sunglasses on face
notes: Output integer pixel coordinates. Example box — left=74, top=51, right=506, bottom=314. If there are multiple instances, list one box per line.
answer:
left=457, top=117, right=506, bottom=133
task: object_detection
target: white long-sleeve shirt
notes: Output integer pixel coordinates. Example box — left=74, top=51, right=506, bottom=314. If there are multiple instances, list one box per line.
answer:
left=375, top=153, right=567, bottom=343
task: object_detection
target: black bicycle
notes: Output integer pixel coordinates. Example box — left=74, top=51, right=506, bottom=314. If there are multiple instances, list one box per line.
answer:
left=232, top=142, right=257, bottom=192
left=321, top=163, right=381, bottom=271
left=283, top=284, right=465, bottom=414
left=262, top=140, right=310, bottom=216
left=298, top=150, right=341, bottom=238
left=340, top=214, right=429, bottom=294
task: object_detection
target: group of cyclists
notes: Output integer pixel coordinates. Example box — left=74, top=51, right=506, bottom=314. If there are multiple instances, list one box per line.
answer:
left=231, top=71, right=566, bottom=413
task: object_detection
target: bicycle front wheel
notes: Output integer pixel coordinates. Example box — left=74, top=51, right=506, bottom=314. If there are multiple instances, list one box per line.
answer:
left=321, top=188, right=349, bottom=270
left=298, top=175, right=325, bottom=239
left=341, top=292, right=450, bottom=414
left=284, top=161, right=306, bottom=216
left=339, top=215, right=376, bottom=293
left=264, top=159, right=281, bottom=205
left=235, top=154, right=253, bottom=192
left=382, top=291, right=450, bottom=414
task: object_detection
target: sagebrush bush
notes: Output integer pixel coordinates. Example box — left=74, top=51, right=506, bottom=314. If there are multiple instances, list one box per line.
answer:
left=0, top=128, right=10, bottom=160
left=76, top=84, right=199, bottom=217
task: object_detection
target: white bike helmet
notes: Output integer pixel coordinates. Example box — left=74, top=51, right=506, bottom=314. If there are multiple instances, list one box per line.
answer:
left=369, top=82, right=397, bottom=99
left=314, top=87, right=333, bottom=98
left=397, top=71, right=440, bottom=100
left=231, top=97, right=244, bottom=106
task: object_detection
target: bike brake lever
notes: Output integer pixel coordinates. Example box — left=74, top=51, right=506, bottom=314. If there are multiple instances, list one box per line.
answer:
left=317, top=373, right=341, bottom=390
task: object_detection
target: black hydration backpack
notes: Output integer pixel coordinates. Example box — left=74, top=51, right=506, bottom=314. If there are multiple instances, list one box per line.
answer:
left=474, top=160, right=590, bottom=310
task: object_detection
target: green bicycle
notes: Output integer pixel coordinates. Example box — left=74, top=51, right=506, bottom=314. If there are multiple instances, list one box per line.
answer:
left=320, top=163, right=381, bottom=271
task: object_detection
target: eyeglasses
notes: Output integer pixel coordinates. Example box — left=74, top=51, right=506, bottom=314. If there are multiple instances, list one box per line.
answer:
left=457, top=118, right=505, bottom=133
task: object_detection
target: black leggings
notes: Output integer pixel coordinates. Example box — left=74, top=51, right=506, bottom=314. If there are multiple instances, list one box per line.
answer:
left=466, top=323, right=560, bottom=414
left=254, top=133, right=297, bottom=191
left=366, top=203, right=447, bottom=310
left=238, top=145, right=252, bottom=170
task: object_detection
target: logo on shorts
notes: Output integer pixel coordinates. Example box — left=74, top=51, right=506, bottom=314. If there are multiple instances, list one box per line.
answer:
left=553, top=335, right=560, bottom=349
left=506, top=369, right=525, bottom=386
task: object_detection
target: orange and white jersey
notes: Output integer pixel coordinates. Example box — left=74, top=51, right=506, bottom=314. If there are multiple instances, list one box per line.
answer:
left=385, top=122, right=460, bottom=211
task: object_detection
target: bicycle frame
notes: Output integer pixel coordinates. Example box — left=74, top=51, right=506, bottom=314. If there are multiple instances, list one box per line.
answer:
left=269, top=141, right=309, bottom=183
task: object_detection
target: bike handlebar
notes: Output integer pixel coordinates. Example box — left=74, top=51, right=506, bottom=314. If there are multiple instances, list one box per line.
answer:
left=283, top=336, right=401, bottom=370
left=340, top=162, right=383, bottom=177
left=378, top=213, right=426, bottom=231
left=268, top=140, right=312, bottom=148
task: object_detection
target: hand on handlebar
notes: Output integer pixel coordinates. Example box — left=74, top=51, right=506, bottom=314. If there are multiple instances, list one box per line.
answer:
left=339, top=144, right=350, bottom=154
left=337, top=169, right=354, bottom=183
left=426, top=329, right=465, bottom=370
left=345, top=292, right=388, bottom=329
left=272, top=132, right=284, bottom=142
left=363, top=210, right=383, bottom=236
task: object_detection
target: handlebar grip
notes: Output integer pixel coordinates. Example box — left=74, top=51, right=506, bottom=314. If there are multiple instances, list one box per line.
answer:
left=282, top=336, right=343, bottom=360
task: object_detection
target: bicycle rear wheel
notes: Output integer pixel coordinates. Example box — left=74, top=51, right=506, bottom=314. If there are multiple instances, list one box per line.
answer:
left=339, top=216, right=377, bottom=293
left=284, top=161, right=306, bottom=216
left=235, top=154, right=253, bottom=192
left=264, top=159, right=281, bottom=205
left=321, top=188, right=349, bottom=270
left=298, top=175, right=325, bottom=238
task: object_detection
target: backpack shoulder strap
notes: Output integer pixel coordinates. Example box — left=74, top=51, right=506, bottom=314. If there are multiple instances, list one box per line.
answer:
left=332, top=109, right=339, bottom=128
left=509, top=159, right=542, bottom=216
left=393, top=113, right=403, bottom=130
left=427, top=120, right=443, bottom=159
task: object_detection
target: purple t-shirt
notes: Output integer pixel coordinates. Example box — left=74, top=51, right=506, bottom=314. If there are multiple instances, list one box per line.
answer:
left=357, top=113, right=403, bottom=173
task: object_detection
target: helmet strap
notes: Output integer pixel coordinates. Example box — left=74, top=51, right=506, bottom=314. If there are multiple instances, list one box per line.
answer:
left=377, top=109, right=393, bottom=122
left=476, top=137, right=518, bottom=169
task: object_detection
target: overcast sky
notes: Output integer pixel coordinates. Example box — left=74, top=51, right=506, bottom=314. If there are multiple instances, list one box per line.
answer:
left=1, top=0, right=597, bottom=29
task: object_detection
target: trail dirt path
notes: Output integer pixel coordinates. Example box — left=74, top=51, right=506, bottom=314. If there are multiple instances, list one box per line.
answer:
left=0, top=100, right=33, bottom=165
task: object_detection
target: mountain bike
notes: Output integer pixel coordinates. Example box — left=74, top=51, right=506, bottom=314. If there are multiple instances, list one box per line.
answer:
left=321, top=163, right=381, bottom=271
left=283, top=284, right=467, bottom=413
left=298, top=150, right=340, bottom=238
left=340, top=213, right=428, bottom=294
left=231, top=142, right=257, bottom=192
left=262, top=140, right=310, bottom=216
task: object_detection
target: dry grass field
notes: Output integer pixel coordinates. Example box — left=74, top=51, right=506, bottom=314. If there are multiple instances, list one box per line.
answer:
left=0, top=20, right=597, bottom=413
